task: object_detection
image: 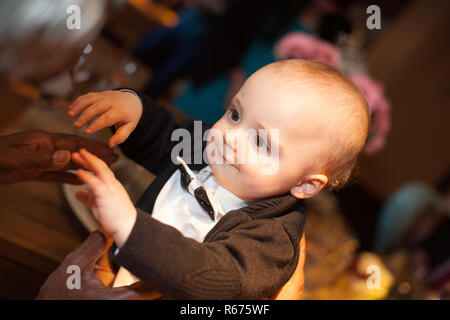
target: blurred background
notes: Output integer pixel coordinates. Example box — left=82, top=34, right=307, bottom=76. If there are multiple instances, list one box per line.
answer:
left=0, top=0, right=448, bottom=299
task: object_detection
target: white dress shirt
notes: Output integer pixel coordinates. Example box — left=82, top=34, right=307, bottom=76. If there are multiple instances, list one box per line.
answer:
left=151, top=165, right=247, bottom=242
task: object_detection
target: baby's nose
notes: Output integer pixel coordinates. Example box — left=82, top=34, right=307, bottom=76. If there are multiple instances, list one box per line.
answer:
left=224, top=129, right=250, bottom=165
left=224, top=130, right=239, bottom=153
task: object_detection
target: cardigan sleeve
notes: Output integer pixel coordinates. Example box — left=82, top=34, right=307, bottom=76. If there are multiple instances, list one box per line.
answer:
left=114, top=208, right=305, bottom=299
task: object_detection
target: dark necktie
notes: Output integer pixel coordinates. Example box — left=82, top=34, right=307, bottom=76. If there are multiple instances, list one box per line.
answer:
left=177, top=156, right=218, bottom=221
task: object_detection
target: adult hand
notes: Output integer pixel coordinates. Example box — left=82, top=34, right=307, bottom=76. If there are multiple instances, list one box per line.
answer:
left=0, top=130, right=118, bottom=185
left=36, top=230, right=156, bottom=300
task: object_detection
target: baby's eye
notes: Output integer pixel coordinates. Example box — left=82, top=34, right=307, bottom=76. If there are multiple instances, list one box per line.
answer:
left=229, top=107, right=241, bottom=123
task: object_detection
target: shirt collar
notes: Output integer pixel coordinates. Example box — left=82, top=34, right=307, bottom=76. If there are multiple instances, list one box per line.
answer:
left=195, top=166, right=248, bottom=217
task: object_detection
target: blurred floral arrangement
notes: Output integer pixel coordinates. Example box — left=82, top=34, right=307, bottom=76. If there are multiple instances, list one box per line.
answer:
left=274, top=31, right=391, bottom=155
left=273, top=31, right=342, bottom=68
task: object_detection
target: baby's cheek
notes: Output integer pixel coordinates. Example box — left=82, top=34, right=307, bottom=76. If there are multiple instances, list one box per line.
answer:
left=238, top=169, right=277, bottom=198
left=246, top=164, right=298, bottom=197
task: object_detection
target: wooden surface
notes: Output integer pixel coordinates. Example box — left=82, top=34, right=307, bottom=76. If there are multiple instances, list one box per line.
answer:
left=0, top=182, right=87, bottom=299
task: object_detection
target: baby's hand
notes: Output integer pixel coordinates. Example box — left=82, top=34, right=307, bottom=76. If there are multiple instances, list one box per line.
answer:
left=73, top=149, right=137, bottom=247
left=68, top=90, right=143, bottom=148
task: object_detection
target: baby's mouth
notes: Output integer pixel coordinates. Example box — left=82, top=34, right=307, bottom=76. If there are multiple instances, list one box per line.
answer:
left=212, top=142, right=238, bottom=169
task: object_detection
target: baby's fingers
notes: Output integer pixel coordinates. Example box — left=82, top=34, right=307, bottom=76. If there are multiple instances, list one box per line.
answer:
left=109, top=123, right=135, bottom=148
left=75, top=189, right=95, bottom=209
left=76, top=169, right=103, bottom=191
left=83, top=111, right=120, bottom=136
left=79, top=149, right=115, bottom=182
left=69, top=93, right=101, bottom=118
left=72, top=152, right=92, bottom=171
left=74, top=102, right=110, bottom=130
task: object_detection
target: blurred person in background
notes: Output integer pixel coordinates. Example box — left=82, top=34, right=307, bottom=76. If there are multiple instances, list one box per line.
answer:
left=134, top=0, right=236, bottom=98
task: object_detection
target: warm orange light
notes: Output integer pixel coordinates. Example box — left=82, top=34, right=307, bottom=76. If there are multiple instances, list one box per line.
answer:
left=128, top=0, right=179, bottom=27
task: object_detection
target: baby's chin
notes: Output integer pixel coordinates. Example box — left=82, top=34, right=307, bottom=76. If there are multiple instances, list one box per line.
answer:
left=209, top=163, right=271, bottom=201
left=209, top=162, right=242, bottom=196
left=207, top=152, right=289, bottom=200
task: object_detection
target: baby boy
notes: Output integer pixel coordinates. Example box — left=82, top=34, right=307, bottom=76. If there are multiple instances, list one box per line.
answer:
left=68, top=59, right=369, bottom=299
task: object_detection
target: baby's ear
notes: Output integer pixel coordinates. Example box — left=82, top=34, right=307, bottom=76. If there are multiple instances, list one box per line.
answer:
left=290, top=174, right=328, bottom=199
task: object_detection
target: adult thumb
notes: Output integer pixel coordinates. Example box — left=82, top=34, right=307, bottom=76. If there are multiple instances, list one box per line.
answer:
left=49, top=150, right=71, bottom=169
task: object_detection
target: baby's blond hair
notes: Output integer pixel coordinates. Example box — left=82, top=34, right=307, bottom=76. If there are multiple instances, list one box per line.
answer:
left=266, top=59, right=370, bottom=189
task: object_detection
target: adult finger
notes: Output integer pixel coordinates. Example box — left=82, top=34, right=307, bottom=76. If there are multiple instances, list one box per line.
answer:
left=77, top=139, right=119, bottom=167
left=37, top=171, right=83, bottom=185
left=64, top=230, right=113, bottom=271
left=46, top=150, right=72, bottom=170
left=63, top=152, right=118, bottom=171
left=29, top=148, right=71, bottom=172
left=54, top=135, right=119, bottom=167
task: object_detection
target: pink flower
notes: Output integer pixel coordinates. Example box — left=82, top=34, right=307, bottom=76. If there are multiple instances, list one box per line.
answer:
left=350, top=73, right=391, bottom=155
left=274, top=31, right=341, bottom=68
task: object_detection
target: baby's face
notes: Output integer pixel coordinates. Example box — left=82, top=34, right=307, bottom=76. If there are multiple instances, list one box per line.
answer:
left=207, top=67, right=332, bottom=200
